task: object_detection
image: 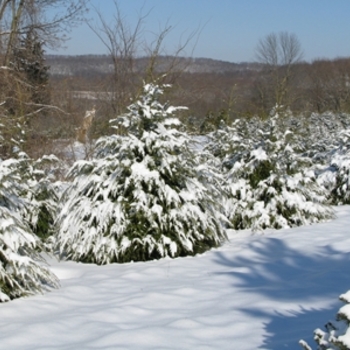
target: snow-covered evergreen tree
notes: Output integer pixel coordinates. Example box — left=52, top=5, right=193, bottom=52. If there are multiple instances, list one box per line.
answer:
left=206, top=118, right=256, bottom=165
left=21, top=153, right=61, bottom=241
left=314, top=121, right=350, bottom=204
left=207, top=114, right=334, bottom=231
left=55, top=83, right=227, bottom=264
left=325, top=129, right=350, bottom=204
left=0, top=156, right=59, bottom=302
left=300, top=290, right=350, bottom=350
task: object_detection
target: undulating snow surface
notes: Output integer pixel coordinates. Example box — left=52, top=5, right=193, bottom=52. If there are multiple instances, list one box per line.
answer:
left=2, top=206, right=350, bottom=349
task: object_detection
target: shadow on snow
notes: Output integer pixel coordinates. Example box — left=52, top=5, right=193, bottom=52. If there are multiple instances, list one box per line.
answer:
left=212, top=237, right=350, bottom=349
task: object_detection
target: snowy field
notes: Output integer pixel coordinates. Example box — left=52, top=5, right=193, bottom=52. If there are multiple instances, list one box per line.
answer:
left=1, top=206, right=350, bottom=350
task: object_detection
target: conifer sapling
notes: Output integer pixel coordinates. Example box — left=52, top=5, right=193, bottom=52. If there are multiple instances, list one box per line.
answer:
left=55, top=83, right=227, bottom=264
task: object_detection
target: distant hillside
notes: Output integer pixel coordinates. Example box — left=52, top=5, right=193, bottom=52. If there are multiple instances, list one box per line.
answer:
left=46, top=54, right=262, bottom=76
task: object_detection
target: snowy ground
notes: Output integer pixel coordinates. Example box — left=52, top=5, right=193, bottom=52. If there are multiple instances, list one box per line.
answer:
left=1, top=207, right=350, bottom=349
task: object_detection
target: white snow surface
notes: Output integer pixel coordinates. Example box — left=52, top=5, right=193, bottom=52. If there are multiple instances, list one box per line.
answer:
left=2, top=206, right=350, bottom=349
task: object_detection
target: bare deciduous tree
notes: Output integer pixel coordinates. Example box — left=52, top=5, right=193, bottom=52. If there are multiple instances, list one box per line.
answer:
left=0, top=0, right=88, bottom=65
left=255, top=31, right=303, bottom=115
left=307, top=58, right=350, bottom=113
left=88, top=0, right=199, bottom=126
left=0, top=0, right=87, bottom=158
left=87, top=0, right=146, bottom=117
left=256, top=31, right=302, bottom=66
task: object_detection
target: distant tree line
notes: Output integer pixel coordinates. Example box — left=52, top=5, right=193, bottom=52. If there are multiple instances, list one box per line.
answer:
left=47, top=52, right=350, bottom=137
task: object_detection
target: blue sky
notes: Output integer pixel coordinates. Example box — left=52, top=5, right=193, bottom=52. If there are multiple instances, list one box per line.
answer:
left=52, top=0, right=350, bottom=63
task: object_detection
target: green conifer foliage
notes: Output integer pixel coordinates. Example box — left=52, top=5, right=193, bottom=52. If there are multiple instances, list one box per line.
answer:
left=14, top=29, right=50, bottom=105
left=55, top=83, right=227, bottom=264
left=0, top=156, right=59, bottom=302
left=300, top=290, right=350, bottom=350
left=207, top=114, right=333, bottom=231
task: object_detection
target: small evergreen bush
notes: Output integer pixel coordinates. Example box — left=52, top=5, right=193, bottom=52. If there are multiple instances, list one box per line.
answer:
left=15, top=153, right=60, bottom=241
left=300, top=290, right=350, bottom=350
left=0, top=156, right=59, bottom=302
left=207, top=114, right=334, bottom=231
